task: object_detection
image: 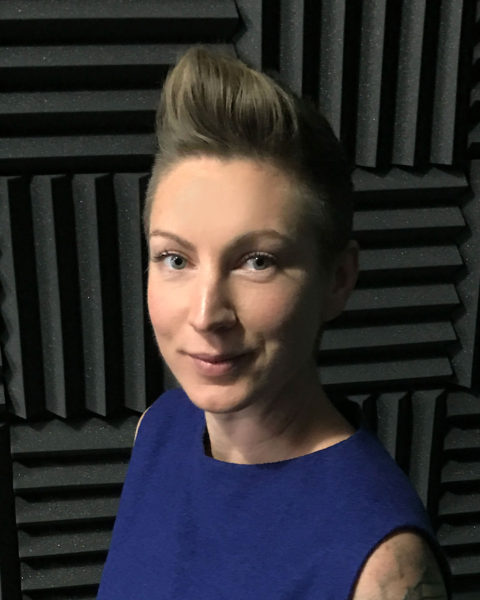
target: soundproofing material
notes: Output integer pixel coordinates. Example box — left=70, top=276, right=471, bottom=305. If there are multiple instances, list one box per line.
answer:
left=439, top=391, right=480, bottom=597
left=1, top=174, right=163, bottom=421
left=321, top=167, right=467, bottom=390
left=0, top=1, right=479, bottom=598
left=10, top=416, right=136, bottom=599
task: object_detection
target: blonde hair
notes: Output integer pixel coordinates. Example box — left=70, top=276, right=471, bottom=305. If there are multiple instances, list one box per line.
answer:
left=144, top=46, right=353, bottom=263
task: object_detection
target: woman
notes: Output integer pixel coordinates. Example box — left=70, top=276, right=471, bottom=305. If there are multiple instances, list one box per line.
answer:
left=98, top=47, right=449, bottom=599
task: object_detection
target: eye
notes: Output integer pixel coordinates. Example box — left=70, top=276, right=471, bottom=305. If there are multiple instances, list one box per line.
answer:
left=243, top=252, right=276, bottom=271
left=155, top=252, right=188, bottom=270
left=167, top=254, right=187, bottom=270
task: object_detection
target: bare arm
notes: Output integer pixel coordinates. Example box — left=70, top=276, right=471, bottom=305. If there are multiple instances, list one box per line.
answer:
left=352, top=531, right=448, bottom=600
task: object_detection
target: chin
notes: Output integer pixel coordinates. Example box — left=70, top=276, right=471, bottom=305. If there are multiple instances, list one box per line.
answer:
left=181, top=380, right=255, bottom=415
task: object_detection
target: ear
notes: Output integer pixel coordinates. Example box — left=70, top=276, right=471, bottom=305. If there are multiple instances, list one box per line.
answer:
left=322, top=240, right=359, bottom=323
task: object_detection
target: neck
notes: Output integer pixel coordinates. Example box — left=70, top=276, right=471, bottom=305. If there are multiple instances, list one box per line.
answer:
left=203, top=368, right=354, bottom=464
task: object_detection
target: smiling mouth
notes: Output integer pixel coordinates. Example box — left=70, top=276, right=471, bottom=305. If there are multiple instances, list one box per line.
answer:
left=189, top=352, right=246, bottom=363
left=186, top=351, right=252, bottom=376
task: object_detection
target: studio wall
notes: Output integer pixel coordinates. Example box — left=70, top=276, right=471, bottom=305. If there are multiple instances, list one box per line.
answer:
left=0, top=1, right=479, bottom=598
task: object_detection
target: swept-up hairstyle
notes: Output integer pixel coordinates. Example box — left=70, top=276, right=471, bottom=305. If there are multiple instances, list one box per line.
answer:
left=144, top=46, right=353, bottom=265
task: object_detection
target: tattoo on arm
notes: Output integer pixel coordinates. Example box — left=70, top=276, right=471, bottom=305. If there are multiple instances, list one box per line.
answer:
left=402, top=579, right=447, bottom=600
left=353, top=532, right=448, bottom=600
left=396, top=537, right=447, bottom=600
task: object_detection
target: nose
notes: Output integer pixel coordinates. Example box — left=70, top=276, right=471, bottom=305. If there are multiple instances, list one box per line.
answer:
left=188, top=270, right=237, bottom=333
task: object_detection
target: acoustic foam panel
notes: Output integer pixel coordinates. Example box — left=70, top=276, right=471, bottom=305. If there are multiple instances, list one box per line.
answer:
left=10, top=416, right=136, bottom=598
left=0, top=1, right=479, bottom=598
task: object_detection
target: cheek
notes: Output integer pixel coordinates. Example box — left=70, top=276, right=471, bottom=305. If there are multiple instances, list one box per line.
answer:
left=147, top=275, right=179, bottom=341
left=239, top=280, right=322, bottom=340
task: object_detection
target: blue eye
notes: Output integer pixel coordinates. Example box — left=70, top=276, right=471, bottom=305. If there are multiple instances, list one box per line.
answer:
left=168, top=255, right=187, bottom=269
left=244, top=253, right=275, bottom=271
left=161, top=253, right=187, bottom=269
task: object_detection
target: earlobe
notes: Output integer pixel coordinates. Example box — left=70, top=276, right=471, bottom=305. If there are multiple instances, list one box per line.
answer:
left=323, top=240, right=359, bottom=323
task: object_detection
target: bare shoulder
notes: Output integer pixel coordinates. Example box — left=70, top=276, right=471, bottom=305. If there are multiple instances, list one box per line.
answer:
left=352, top=531, right=448, bottom=600
left=134, top=406, right=151, bottom=441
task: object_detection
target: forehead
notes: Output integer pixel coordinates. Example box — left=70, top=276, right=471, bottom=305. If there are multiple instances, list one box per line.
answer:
left=149, top=156, right=306, bottom=234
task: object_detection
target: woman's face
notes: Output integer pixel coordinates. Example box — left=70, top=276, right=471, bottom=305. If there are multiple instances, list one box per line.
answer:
left=147, top=156, right=339, bottom=414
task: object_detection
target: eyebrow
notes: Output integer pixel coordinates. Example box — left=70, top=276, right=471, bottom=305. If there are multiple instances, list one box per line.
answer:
left=148, top=229, right=295, bottom=251
left=149, top=230, right=196, bottom=251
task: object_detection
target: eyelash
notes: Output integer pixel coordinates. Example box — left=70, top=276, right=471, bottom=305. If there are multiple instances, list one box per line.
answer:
left=152, top=251, right=186, bottom=267
left=241, top=252, right=276, bottom=271
left=151, top=250, right=277, bottom=271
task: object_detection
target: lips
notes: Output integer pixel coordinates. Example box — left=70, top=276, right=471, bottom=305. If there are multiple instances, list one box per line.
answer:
left=185, top=350, right=252, bottom=377
left=188, top=352, right=246, bottom=363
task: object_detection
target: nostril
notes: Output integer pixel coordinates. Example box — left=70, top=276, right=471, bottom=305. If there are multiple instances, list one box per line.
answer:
left=188, top=279, right=237, bottom=332
left=190, top=306, right=238, bottom=333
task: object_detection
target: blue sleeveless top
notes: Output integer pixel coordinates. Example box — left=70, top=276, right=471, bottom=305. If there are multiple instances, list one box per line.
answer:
left=98, top=388, right=443, bottom=599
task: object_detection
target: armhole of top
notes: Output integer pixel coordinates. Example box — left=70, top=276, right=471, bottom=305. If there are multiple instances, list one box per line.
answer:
left=348, top=526, right=452, bottom=600
left=134, top=406, right=152, bottom=442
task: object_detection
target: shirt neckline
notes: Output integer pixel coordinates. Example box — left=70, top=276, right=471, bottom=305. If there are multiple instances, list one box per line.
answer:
left=194, top=410, right=364, bottom=471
